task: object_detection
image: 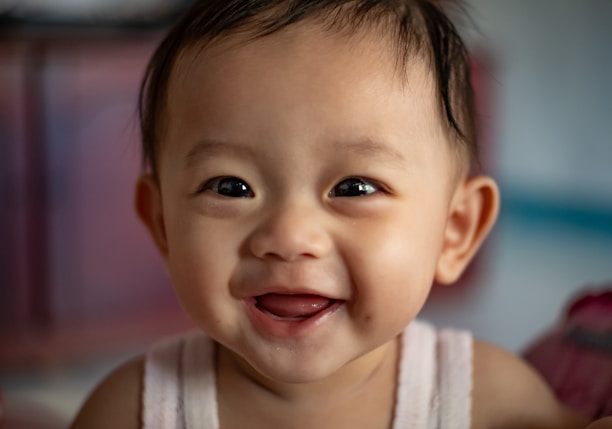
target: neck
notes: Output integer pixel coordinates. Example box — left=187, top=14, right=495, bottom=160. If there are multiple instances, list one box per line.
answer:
left=216, top=336, right=401, bottom=429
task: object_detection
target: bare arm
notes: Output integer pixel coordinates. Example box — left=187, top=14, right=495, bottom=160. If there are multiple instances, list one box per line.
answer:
left=70, top=357, right=144, bottom=429
left=586, top=417, right=612, bottom=429
left=471, top=340, right=589, bottom=429
left=69, top=345, right=610, bottom=429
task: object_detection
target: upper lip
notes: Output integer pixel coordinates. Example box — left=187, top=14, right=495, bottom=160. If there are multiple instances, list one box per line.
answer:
left=232, top=278, right=346, bottom=301
left=231, top=263, right=348, bottom=300
left=250, top=286, right=344, bottom=300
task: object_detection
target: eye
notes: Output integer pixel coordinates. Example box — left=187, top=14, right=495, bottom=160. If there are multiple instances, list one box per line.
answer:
left=199, top=177, right=254, bottom=198
left=330, top=178, right=379, bottom=197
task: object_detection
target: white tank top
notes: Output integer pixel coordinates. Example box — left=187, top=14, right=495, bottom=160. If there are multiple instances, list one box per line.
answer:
left=142, top=319, right=472, bottom=429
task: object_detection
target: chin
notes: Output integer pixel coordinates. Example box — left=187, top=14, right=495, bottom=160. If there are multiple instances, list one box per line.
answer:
left=248, top=351, right=345, bottom=385
left=260, top=366, right=337, bottom=385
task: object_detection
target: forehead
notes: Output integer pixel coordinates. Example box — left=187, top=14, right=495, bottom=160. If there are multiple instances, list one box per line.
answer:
left=172, top=23, right=434, bottom=96
left=161, top=22, right=452, bottom=171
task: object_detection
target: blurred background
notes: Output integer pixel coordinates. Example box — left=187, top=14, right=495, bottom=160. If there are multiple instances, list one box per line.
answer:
left=0, top=0, right=611, bottom=426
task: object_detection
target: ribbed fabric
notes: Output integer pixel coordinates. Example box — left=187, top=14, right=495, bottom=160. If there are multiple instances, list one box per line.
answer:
left=393, top=321, right=438, bottom=428
left=391, top=321, right=472, bottom=429
left=436, top=328, right=473, bottom=429
left=183, top=332, right=219, bottom=428
left=142, top=335, right=183, bottom=428
left=142, top=320, right=472, bottom=429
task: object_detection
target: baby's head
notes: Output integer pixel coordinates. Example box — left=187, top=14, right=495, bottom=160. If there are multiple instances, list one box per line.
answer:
left=135, top=0, right=499, bottom=385
left=140, top=0, right=479, bottom=179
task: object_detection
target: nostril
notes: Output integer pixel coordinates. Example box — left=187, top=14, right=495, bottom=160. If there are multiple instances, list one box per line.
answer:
left=248, top=218, right=332, bottom=261
left=257, top=249, right=318, bottom=263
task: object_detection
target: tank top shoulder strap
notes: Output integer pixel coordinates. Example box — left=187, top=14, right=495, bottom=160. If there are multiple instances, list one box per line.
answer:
left=142, top=331, right=219, bottom=429
left=142, top=333, right=184, bottom=428
left=393, top=320, right=438, bottom=428
left=392, top=320, right=473, bottom=429
left=436, top=327, right=473, bottom=429
left=182, top=331, right=219, bottom=428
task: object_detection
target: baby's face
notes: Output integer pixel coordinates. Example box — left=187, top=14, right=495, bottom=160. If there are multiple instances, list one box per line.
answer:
left=155, top=23, right=461, bottom=384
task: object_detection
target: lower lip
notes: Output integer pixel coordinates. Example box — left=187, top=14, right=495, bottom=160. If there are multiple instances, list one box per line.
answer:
left=245, top=298, right=344, bottom=338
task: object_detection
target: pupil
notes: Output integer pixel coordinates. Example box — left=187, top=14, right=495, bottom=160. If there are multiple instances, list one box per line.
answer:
left=219, top=178, right=249, bottom=197
left=337, top=180, right=372, bottom=196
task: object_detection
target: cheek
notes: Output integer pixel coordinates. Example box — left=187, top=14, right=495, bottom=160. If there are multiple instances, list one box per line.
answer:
left=163, top=213, right=239, bottom=321
left=344, top=205, right=448, bottom=323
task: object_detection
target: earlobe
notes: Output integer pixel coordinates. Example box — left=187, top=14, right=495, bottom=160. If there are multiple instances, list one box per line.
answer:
left=135, top=175, right=169, bottom=258
left=435, top=175, right=500, bottom=285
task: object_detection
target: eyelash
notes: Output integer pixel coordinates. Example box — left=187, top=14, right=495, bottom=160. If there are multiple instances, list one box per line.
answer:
left=196, top=176, right=383, bottom=198
left=329, top=177, right=382, bottom=197
left=197, top=176, right=254, bottom=198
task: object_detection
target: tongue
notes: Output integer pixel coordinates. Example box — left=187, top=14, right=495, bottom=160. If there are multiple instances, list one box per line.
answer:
left=256, top=294, right=332, bottom=318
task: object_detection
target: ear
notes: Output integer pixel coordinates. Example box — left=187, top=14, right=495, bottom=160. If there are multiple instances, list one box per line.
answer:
left=435, top=175, right=500, bottom=285
left=135, top=174, right=169, bottom=259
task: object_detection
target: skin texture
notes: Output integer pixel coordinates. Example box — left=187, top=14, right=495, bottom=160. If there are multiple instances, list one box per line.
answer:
left=71, top=22, right=601, bottom=429
left=152, top=28, right=466, bottom=389
left=585, top=418, right=612, bottom=429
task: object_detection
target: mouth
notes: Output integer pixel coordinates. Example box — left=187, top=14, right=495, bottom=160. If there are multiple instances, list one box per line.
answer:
left=247, top=293, right=344, bottom=337
left=255, top=293, right=338, bottom=321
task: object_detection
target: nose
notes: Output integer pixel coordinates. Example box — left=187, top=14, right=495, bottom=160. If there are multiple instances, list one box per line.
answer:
left=248, top=202, right=332, bottom=262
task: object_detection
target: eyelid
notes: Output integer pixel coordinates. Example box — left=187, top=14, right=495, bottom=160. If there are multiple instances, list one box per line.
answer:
left=196, top=176, right=254, bottom=197
left=360, top=177, right=391, bottom=193
left=196, top=177, right=217, bottom=194
left=330, top=176, right=386, bottom=197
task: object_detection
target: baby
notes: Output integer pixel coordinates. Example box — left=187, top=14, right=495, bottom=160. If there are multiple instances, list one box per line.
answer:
left=71, top=0, right=611, bottom=428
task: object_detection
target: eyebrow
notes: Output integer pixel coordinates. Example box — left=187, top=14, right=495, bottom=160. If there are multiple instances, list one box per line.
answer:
left=335, top=138, right=407, bottom=165
left=182, top=139, right=256, bottom=168
left=182, top=137, right=407, bottom=167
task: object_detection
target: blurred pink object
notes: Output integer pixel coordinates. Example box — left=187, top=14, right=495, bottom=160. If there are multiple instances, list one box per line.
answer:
left=524, top=287, right=612, bottom=419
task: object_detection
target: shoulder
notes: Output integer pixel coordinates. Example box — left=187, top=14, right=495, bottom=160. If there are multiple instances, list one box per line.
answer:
left=70, top=356, right=144, bottom=429
left=471, top=339, right=588, bottom=429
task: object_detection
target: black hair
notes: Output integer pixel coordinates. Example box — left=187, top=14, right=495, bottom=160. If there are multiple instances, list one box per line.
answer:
left=139, top=0, right=478, bottom=177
